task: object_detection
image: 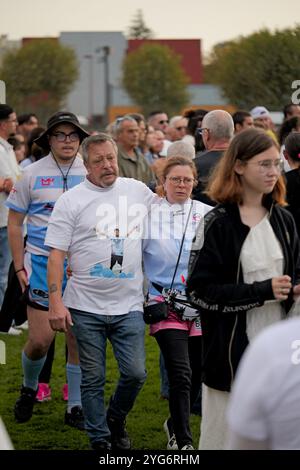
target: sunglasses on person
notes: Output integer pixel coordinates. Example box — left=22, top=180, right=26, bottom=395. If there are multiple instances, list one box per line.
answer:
left=159, top=119, right=169, bottom=125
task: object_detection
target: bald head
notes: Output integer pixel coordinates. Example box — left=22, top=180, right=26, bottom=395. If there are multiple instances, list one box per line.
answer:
left=201, top=110, right=234, bottom=150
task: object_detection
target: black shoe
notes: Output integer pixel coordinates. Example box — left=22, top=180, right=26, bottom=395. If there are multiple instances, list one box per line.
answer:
left=92, top=440, right=112, bottom=451
left=65, top=406, right=85, bottom=431
left=107, top=415, right=131, bottom=450
left=14, top=385, right=37, bottom=423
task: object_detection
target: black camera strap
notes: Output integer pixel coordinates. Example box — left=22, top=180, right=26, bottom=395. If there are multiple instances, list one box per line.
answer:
left=149, top=201, right=193, bottom=297
left=169, top=200, right=193, bottom=291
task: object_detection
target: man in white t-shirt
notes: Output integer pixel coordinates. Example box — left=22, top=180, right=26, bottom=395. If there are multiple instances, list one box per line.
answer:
left=227, top=316, right=300, bottom=450
left=45, top=133, right=155, bottom=451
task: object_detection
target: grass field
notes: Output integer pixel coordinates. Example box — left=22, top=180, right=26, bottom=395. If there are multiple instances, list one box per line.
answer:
left=0, top=329, right=200, bottom=450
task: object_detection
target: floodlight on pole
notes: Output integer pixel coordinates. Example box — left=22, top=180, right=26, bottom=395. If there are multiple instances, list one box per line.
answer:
left=95, top=46, right=111, bottom=126
left=83, top=54, right=94, bottom=125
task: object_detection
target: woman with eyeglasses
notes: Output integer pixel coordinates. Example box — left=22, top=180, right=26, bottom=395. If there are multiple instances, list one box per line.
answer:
left=187, top=128, right=300, bottom=450
left=143, top=156, right=212, bottom=450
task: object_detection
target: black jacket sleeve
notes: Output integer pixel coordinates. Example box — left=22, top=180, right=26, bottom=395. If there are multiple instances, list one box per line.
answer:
left=187, top=217, right=274, bottom=313
left=280, top=207, right=300, bottom=286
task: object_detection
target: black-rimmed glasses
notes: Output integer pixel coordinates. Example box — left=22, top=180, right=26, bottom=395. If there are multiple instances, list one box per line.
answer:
left=51, top=131, right=79, bottom=142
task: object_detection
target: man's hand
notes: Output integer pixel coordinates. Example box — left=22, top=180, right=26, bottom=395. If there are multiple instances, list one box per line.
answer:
left=49, top=301, right=73, bottom=333
left=3, top=177, right=13, bottom=193
left=16, top=269, right=29, bottom=293
left=47, top=248, right=69, bottom=331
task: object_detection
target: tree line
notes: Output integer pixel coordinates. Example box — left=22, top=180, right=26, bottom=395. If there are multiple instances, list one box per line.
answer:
left=1, top=17, right=300, bottom=120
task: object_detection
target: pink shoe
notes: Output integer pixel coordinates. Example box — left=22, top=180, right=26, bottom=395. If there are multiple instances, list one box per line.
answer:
left=62, top=383, right=68, bottom=401
left=36, top=383, right=51, bottom=402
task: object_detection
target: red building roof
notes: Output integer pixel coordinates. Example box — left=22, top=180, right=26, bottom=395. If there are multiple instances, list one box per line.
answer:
left=128, top=39, right=203, bottom=84
left=22, top=37, right=58, bottom=46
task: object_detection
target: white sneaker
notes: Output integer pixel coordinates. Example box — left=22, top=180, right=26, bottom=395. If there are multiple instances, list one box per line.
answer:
left=15, top=321, right=28, bottom=331
left=181, top=444, right=194, bottom=450
left=163, top=418, right=178, bottom=450
left=8, top=327, right=23, bottom=336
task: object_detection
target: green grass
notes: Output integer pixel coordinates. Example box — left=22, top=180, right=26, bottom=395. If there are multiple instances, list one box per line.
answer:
left=0, top=329, right=200, bottom=450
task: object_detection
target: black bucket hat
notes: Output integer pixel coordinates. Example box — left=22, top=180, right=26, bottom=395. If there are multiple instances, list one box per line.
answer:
left=34, top=111, right=89, bottom=150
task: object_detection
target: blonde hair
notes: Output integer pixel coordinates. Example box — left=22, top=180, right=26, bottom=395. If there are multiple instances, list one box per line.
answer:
left=156, top=156, right=197, bottom=197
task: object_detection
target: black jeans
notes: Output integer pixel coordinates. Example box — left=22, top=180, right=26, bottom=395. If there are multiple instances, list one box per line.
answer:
left=155, top=329, right=202, bottom=449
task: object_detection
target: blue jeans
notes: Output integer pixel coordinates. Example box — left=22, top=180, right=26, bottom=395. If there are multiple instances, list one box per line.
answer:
left=70, top=308, right=146, bottom=445
left=0, top=227, right=12, bottom=308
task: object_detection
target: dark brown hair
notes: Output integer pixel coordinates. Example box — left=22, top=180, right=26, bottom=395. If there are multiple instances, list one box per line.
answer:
left=278, top=116, right=300, bottom=145
left=284, top=132, right=300, bottom=163
left=206, top=128, right=286, bottom=206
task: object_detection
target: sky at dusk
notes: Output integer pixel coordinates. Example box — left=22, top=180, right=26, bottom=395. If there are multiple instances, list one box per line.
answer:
left=1, top=0, right=300, bottom=54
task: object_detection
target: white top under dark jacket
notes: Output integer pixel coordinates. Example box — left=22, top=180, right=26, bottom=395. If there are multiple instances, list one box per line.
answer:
left=241, top=214, right=284, bottom=342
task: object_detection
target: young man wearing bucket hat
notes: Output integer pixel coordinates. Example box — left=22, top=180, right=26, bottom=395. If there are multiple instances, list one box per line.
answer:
left=6, top=111, right=89, bottom=429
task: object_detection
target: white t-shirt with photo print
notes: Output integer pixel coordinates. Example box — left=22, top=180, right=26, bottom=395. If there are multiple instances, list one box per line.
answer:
left=45, top=177, right=155, bottom=316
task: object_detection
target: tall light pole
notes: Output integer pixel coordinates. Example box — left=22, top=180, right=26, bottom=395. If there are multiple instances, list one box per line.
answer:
left=83, top=54, right=94, bottom=125
left=95, top=46, right=111, bottom=126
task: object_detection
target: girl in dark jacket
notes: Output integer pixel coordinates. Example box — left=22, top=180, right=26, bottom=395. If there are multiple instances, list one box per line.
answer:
left=187, top=128, right=300, bottom=450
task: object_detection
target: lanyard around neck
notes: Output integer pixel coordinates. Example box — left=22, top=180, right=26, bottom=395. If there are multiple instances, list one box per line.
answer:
left=51, top=153, right=76, bottom=192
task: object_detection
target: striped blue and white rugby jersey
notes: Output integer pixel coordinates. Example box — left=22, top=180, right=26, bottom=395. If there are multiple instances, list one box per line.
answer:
left=6, top=153, right=86, bottom=256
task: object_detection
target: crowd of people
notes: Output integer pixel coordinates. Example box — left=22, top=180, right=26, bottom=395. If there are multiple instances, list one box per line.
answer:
left=1, top=101, right=300, bottom=450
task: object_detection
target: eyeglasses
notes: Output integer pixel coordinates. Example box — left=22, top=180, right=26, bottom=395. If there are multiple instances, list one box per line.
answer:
left=159, top=119, right=169, bottom=125
left=167, top=176, right=195, bottom=185
left=115, top=116, right=137, bottom=129
left=116, top=117, right=126, bottom=124
left=197, top=127, right=209, bottom=135
left=51, top=131, right=79, bottom=142
left=247, top=159, right=284, bottom=174
left=175, top=126, right=187, bottom=131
